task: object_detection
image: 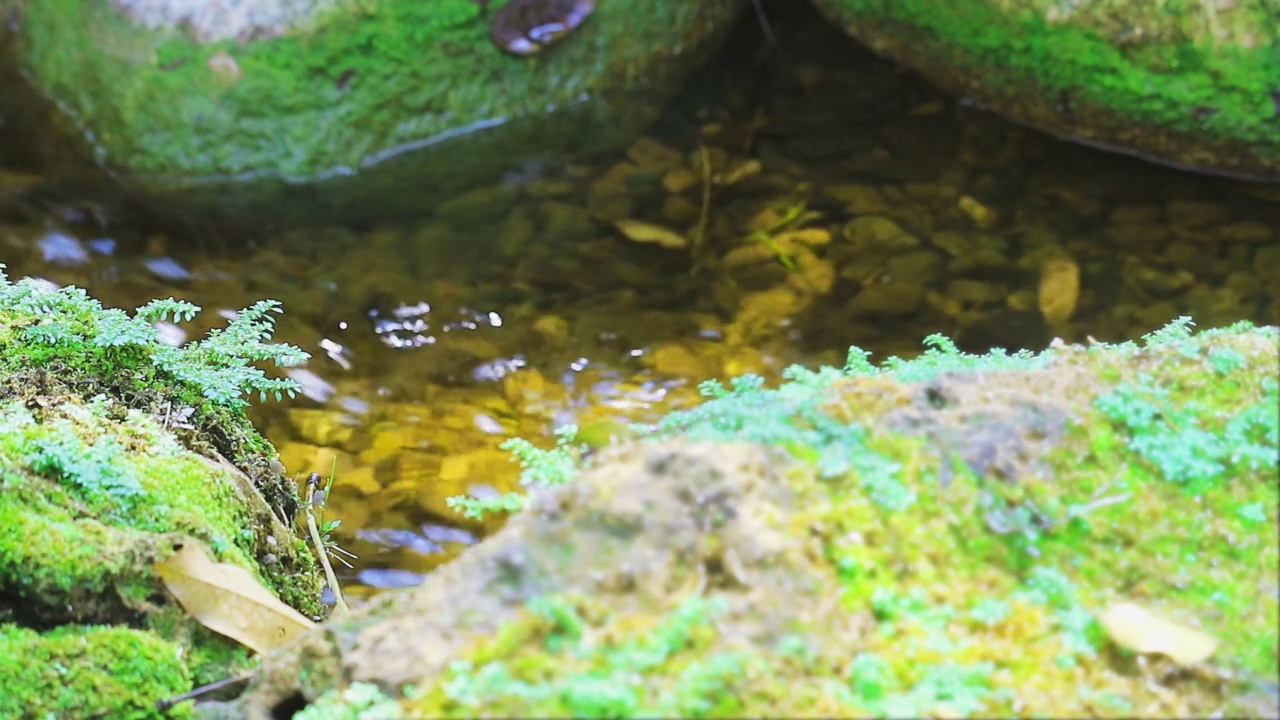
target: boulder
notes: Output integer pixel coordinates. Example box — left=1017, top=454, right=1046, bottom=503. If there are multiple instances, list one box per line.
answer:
left=7, top=0, right=746, bottom=225
left=809, top=0, right=1280, bottom=180
left=219, top=318, right=1278, bottom=719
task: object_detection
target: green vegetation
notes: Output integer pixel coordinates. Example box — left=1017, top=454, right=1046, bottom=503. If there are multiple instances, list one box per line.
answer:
left=423, top=316, right=1278, bottom=717
left=0, top=268, right=324, bottom=718
left=19, top=0, right=739, bottom=225
left=0, top=625, right=192, bottom=720
left=818, top=0, right=1280, bottom=174
left=0, top=265, right=307, bottom=409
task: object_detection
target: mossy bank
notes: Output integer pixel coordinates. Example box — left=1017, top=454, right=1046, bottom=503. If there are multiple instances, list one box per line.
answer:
left=221, top=317, right=1278, bottom=719
left=0, top=267, right=324, bottom=719
left=810, top=0, right=1280, bottom=180
left=12, top=0, right=745, bottom=225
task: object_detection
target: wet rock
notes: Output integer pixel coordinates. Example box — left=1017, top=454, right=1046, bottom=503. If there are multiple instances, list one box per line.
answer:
left=288, top=408, right=358, bottom=448
left=848, top=277, right=925, bottom=317
left=825, top=183, right=891, bottom=214
left=1215, top=221, right=1274, bottom=244
left=540, top=201, right=599, bottom=243
left=1122, top=257, right=1196, bottom=298
left=1109, top=204, right=1164, bottom=226
left=435, top=185, right=519, bottom=230
left=884, top=250, right=945, bottom=286
left=10, top=0, right=749, bottom=226
left=809, top=0, right=1280, bottom=180
left=841, top=215, right=919, bottom=250
left=1166, top=200, right=1231, bottom=230
left=933, top=231, right=1011, bottom=272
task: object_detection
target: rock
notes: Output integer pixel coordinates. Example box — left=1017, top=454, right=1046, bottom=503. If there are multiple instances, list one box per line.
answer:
left=10, top=0, right=748, bottom=226
left=848, top=278, right=925, bottom=316
left=223, top=321, right=1280, bottom=719
left=540, top=201, right=600, bottom=244
left=1216, top=221, right=1274, bottom=244
left=825, top=183, right=892, bottom=214
left=1166, top=200, right=1232, bottom=230
left=809, top=0, right=1280, bottom=180
left=842, top=215, right=920, bottom=250
left=0, top=282, right=323, bottom=718
left=435, top=184, right=519, bottom=230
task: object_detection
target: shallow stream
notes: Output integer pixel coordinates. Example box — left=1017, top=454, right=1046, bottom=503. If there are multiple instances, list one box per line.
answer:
left=2, top=1, right=1276, bottom=603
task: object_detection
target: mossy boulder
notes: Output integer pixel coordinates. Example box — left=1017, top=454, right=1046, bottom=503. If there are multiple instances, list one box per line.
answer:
left=809, top=0, right=1280, bottom=180
left=8, top=0, right=746, bottom=226
left=0, top=272, right=324, bottom=719
left=219, top=318, right=1278, bottom=719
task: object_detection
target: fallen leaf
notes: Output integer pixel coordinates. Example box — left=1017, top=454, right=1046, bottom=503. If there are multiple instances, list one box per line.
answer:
left=716, top=159, right=761, bottom=186
left=958, top=195, right=999, bottom=230
left=1098, top=601, right=1218, bottom=666
left=614, top=219, right=688, bottom=249
left=156, top=543, right=315, bottom=654
left=1038, top=258, right=1080, bottom=326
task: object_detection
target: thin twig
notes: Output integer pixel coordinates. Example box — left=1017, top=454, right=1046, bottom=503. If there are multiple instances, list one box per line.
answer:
left=307, top=504, right=351, bottom=619
left=305, top=470, right=351, bottom=619
left=694, top=143, right=713, bottom=261
left=156, top=673, right=250, bottom=711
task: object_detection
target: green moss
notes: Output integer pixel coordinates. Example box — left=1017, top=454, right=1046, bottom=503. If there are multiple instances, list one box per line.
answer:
left=814, top=0, right=1280, bottom=174
left=18, top=0, right=740, bottom=208
left=414, top=317, right=1278, bottom=717
left=0, top=624, right=191, bottom=720
left=0, top=273, right=326, bottom=708
left=412, top=594, right=769, bottom=718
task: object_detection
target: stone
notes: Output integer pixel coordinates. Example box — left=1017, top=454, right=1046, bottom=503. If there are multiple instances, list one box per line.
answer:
left=809, top=0, right=1280, bottom=180
left=848, top=279, right=925, bottom=316
left=1166, top=200, right=1232, bottom=230
left=842, top=216, right=920, bottom=250
left=10, top=0, right=749, bottom=225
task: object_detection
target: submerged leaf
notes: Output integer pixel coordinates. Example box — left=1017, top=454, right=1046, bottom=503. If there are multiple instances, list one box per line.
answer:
left=1098, top=601, right=1218, bottom=666
left=1038, top=258, right=1080, bottom=326
left=614, top=220, right=689, bottom=249
left=156, top=543, right=315, bottom=654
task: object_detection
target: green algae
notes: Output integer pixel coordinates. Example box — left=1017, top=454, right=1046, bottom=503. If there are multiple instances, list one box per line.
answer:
left=811, top=0, right=1280, bottom=178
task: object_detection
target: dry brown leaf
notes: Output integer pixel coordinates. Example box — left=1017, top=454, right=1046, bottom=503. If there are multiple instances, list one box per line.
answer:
left=1038, top=258, right=1080, bottom=326
left=156, top=543, right=315, bottom=654
left=1098, top=601, right=1218, bottom=666
left=614, top=219, right=688, bottom=249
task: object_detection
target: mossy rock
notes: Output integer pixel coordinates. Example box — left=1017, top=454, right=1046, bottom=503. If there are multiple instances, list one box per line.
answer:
left=221, top=318, right=1278, bottom=719
left=9, top=0, right=746, bottom=226
left=809, top=0, right=1280, bottom=180
left=0, top=278, right=324, bottom=718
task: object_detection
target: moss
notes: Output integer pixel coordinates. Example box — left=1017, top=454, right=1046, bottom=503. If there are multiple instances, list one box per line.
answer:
left=812, top=0, right=1280, bottom=177
left=0, top=280, right=325, bottom=714
left=376, top=318, right=1278, bottom=717
left=0, top=624, right=191, bottom=720
left=17, top=0, right=744, bottom=223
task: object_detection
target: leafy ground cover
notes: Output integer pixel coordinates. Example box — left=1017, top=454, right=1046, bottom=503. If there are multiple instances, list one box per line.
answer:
left=0, top=266, right=323, bottom=718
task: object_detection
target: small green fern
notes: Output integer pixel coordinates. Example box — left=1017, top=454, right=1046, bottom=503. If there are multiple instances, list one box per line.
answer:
left=0, top=264, right=308, bottom=409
